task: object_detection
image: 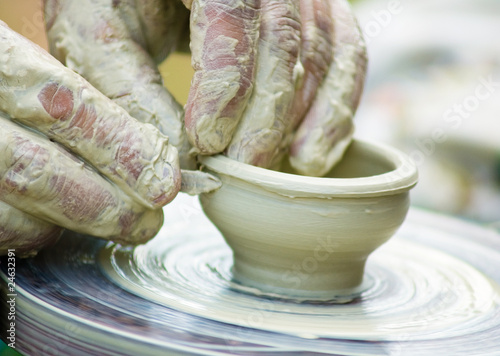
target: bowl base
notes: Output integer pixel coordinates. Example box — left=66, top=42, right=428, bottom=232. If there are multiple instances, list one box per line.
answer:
left=230, top=262, right=373, bottom=303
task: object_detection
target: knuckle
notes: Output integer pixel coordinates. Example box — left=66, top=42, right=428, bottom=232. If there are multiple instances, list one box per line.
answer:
left=3, top=136, right=50, bottom=194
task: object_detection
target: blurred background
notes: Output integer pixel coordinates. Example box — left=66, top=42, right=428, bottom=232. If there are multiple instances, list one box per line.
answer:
left=1, top=0, right=500, bottom=353
left=353, top=0, right=500, bottom=228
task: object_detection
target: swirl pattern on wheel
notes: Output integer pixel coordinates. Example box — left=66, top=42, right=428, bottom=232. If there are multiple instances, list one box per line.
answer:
left=2, top=194, right=500, bottom=355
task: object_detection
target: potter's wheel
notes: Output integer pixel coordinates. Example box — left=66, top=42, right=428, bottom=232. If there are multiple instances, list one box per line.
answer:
left=2, top=194, right=500, bottom=355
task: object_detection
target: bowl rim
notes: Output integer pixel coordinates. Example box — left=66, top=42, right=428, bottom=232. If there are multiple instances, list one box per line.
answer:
left=199, top=139, right=418, bottom=198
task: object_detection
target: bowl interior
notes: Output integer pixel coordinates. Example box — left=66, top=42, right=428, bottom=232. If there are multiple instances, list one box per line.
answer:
left=281, top=140, right=398, bottom=178
left=199, top=139, right=418, bottom=198
left=198, top=139, right=418, bottom=298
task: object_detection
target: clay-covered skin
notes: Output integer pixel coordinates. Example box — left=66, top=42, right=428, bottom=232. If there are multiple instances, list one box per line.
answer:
left=185, top=0, right=365, bottom=175
left=289, top=0, right=367, bottom=176
left=43, top=0, right=365, bottom=177
left=185, top=0, right=261, bottom=154
left=0, top=201, right=63, bottom=257
left=290, top=0, right=334, bottom=130
left=225, top=0, right=302, bottom=168
left=0, top=22, right=181, bottom=209
left=0, top=117, right=163, bottom=244
left=44, top=0, right=194, bottom=169
left=225, top=0, right=335, bottom=169
left=0, top=21, right=180, bottom=248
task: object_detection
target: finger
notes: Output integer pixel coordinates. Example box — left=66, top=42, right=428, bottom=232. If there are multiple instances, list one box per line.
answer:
left=134, top=0, right=191, bottom=61
left=289, top=0, right=367, bottom=176
left=225, top=0, right=302, bottom=168
left=0, top=117, right=162, bottom=244
left=185, top=0, right=261, bottom=154
left=0, top=21, right=181, bottom=209
left=44, top=0, right=194, bottom=169
left=0, top=201, right=63, bottom=257
left=289, top=0, right=334, bottom=129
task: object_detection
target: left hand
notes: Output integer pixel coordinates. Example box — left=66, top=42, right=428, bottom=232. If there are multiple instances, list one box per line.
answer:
left=0, top=20, right=183, bottom=255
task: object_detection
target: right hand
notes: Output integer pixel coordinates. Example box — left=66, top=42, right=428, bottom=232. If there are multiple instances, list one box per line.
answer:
left=184, top=0, right=367, bottom=175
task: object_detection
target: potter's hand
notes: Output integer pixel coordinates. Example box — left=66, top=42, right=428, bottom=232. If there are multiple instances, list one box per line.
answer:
left=44, top=0, right=195, bottom=168
left=185, top=0, right=367, bottom=175
left=0, top=21, right=182, bottom=256
left=45, top=0, right=366, bottom=177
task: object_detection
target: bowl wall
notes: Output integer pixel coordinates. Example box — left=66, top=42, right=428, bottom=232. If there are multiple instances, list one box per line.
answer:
left=200, top=176, right=410, bottom=296
left=199, top=139, right=417, bottom=298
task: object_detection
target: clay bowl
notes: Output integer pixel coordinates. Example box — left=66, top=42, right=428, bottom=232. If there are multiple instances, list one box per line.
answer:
left=198, top=139, right=418, bottom=300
